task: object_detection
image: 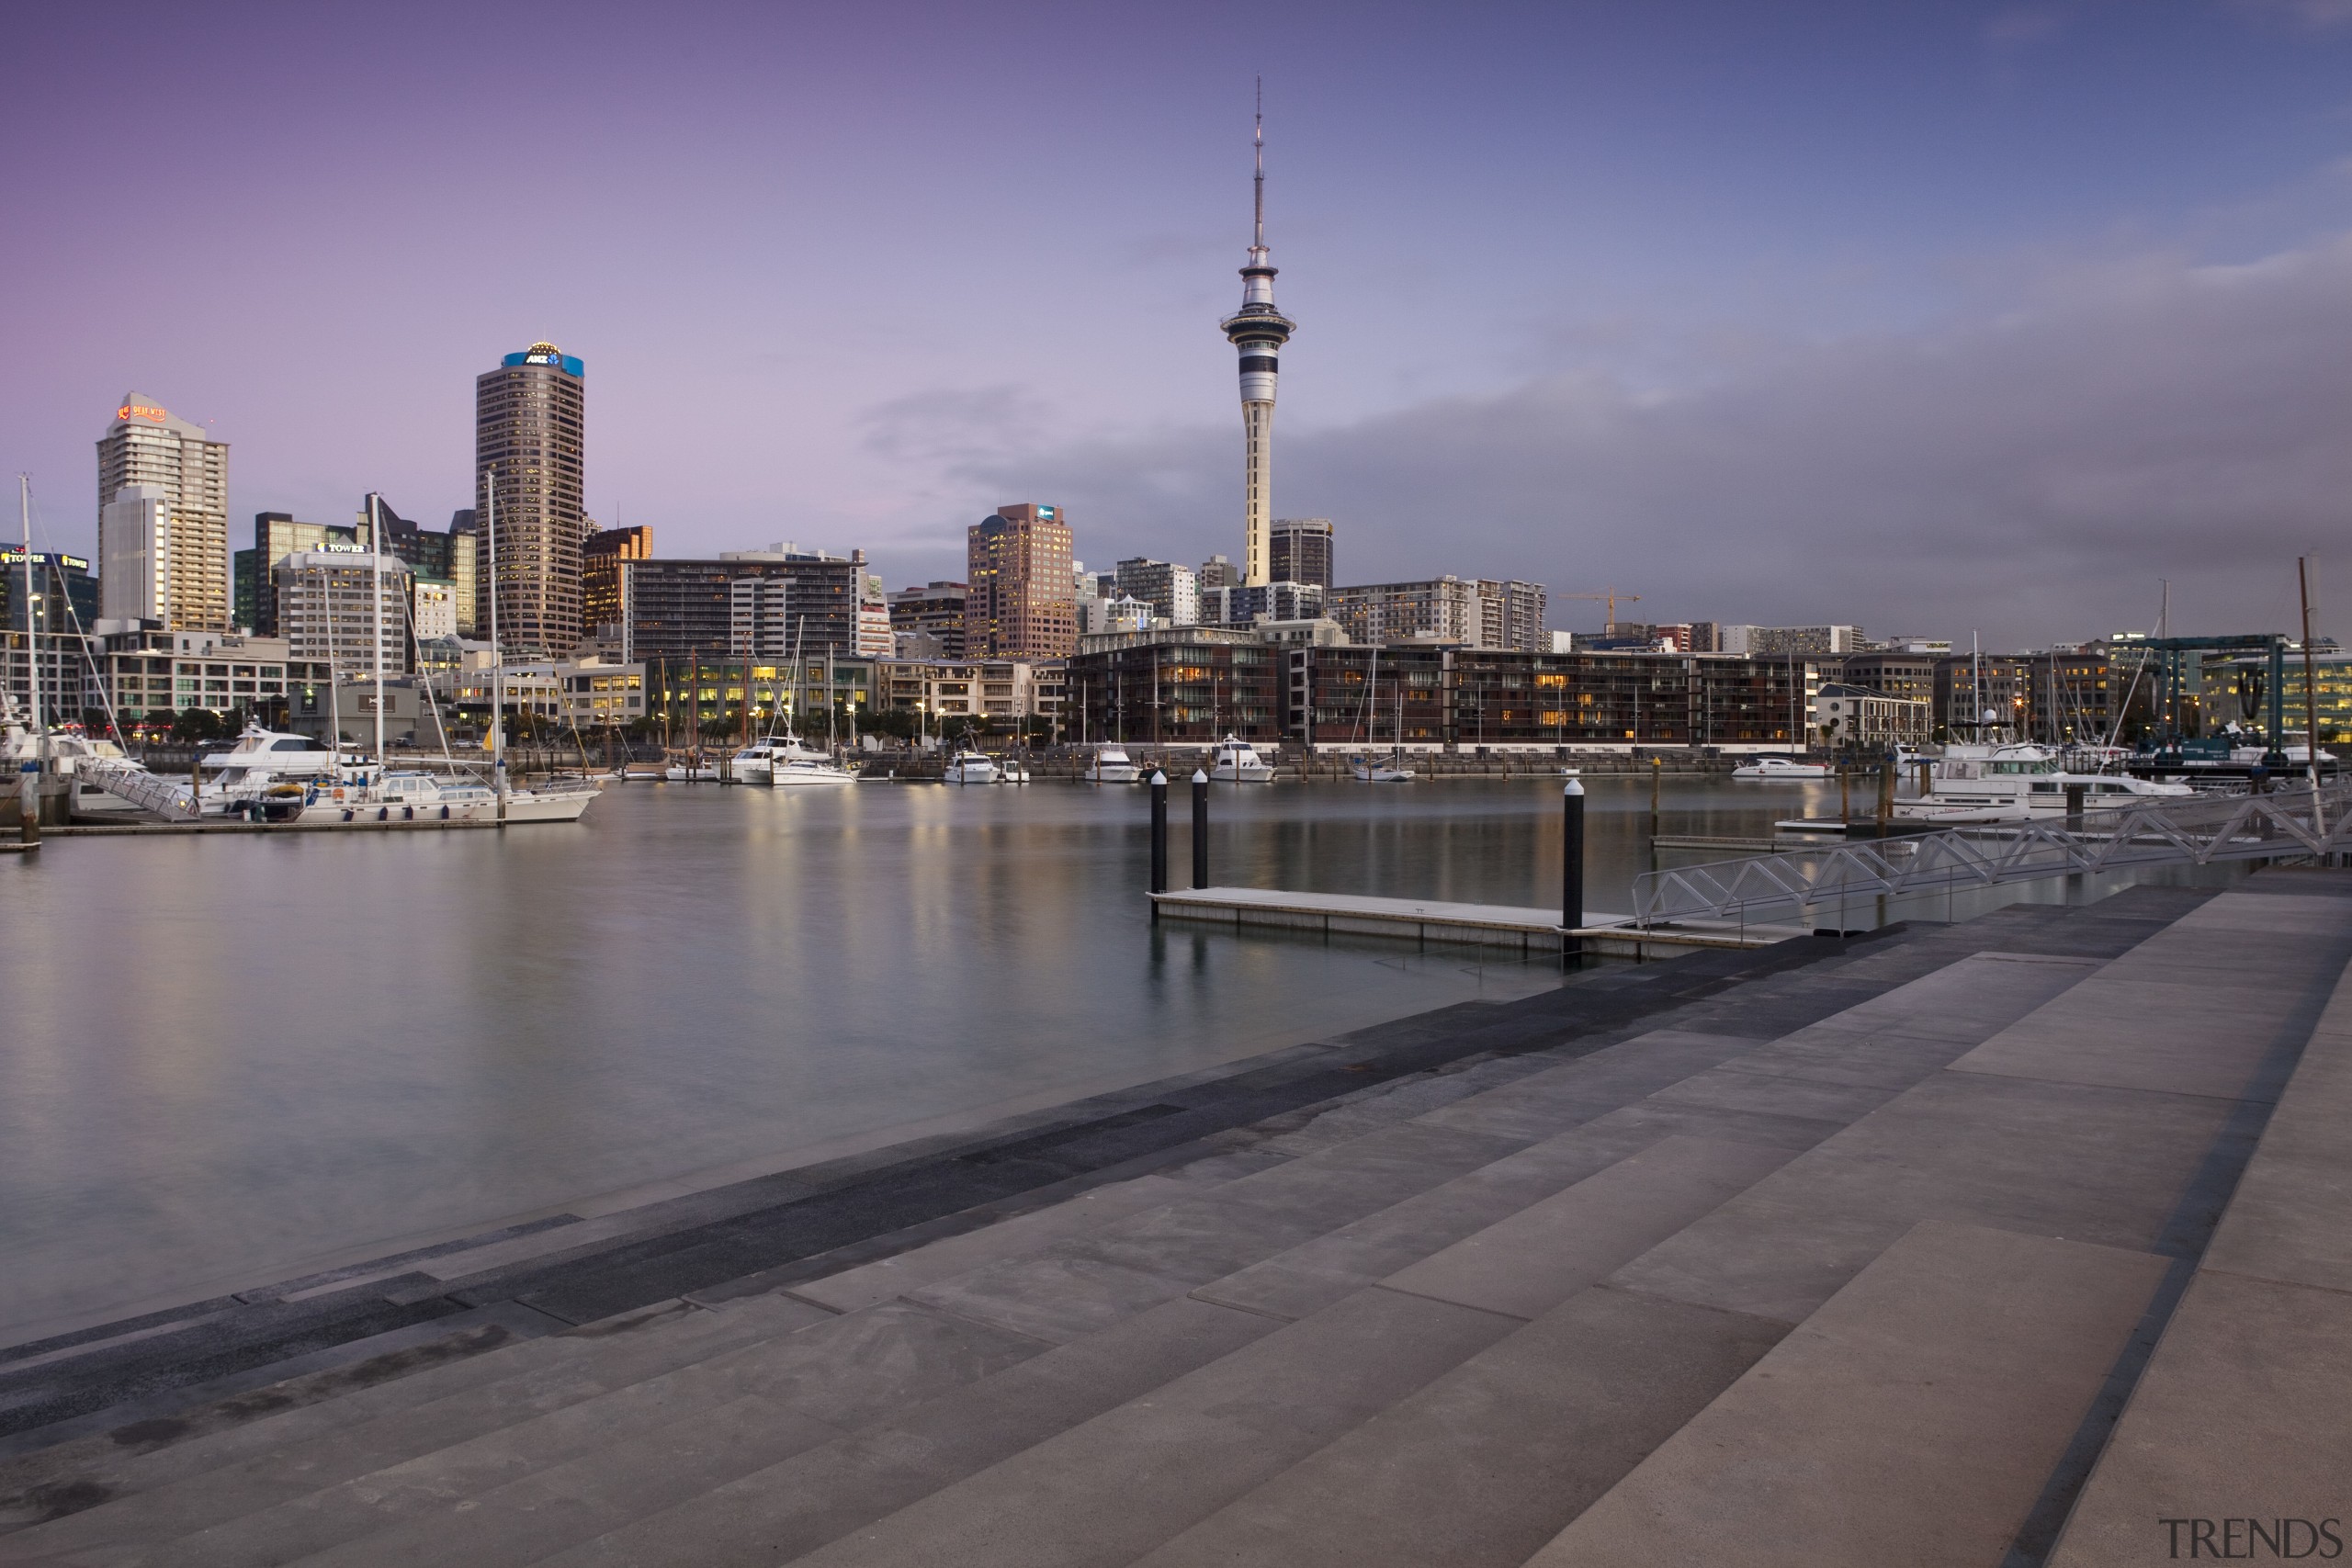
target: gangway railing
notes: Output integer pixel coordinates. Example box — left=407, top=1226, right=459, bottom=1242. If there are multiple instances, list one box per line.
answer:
left=78, top=757, right=202, bottom=821
left=1633, top=783, right=2352, bottom=926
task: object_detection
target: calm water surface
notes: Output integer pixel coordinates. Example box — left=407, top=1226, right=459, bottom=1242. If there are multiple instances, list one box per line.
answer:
left=0, top=773, right=2231, bottom=1338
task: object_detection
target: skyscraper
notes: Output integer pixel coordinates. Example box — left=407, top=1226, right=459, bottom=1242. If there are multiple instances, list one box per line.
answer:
left=476, top=343, right=585, bottom=657
left=1219, top=101, right=1296, bottom=588
left=96, top=395, right=230, bottom=631
left=582, top=524, right=653, bottom=641
left=966, top=504, right=1076, bottom=658
left=1269, top=518, right=1334, bottom=588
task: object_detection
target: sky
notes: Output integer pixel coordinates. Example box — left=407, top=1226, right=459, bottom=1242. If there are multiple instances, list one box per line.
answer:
left=6, top=0, right=2352, bottom=646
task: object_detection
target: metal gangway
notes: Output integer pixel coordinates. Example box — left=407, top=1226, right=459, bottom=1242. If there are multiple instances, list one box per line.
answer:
left=78, top=757, right=203, bottom=822
left=1633, top=783, right=2352, bottom=927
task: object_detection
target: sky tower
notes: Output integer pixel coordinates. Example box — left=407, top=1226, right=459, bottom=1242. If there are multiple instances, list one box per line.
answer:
left=1221, top=89, right=1295, bottom=588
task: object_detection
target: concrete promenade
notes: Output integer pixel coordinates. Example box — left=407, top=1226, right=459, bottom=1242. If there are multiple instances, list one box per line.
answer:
left=0, top=871, right=2345, bottom=1566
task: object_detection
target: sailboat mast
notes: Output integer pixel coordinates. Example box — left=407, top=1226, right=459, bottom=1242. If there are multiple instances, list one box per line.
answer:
left=18, top=476, right=40, bottom=840
left=368, top=493, right=386, bottom=773
left=484, top=473, right=507, bottom=818
left=2301, top=557, right=2325, bottom=824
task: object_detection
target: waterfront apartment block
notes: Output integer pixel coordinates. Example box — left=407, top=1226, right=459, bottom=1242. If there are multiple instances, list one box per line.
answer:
left=477, top=343, right=586, bottom=658
left=615, top=546, right=873, bottom=663
left=1199, top=580, right=1327, bottom=627
left=876, top=658, right=1064, bottom=729
left=1269, top=517, right=1334, bottom=587
left=1, top=549, right=99, bottom=637
left=1065, top=627, right=1284, bottom=743
left=271, top=552, right=416, bottom=677
left=1834, top=649, right=1938, bottom=708
left=77, top=626, right=329, bottom=729
left=96, top=395, right=231, bottom=633
left=1813, top=682, right=1932, bottom=750
left=1720, top=623, right=1867, bottom=656
left=887, top=581, right=968, bottom=660
left=1326, top=575, right=1548, bottom=652
left=582, top=525, right=653, bottom=639
left=967, top=504, right=1076, bottom=658
left=640, top=653, right=882, bottom=738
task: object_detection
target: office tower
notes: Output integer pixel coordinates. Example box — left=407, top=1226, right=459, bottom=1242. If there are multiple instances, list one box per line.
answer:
left=618, top=544, right=871, bottom=661
left=1114, top=558, right=1199, bottom=626
left=966, top=504, right=1076, bottom=658
left=476, top=343, right=585, bottom=656
left=1, top=548, right=99, bottom=635
left=272, top=551, right=414, bottom=676
left=1269, top=517, right=1334, bottom=588
left=582, top=524, right=653, bottom=641
left=1219, top=107, right=1295, bottom=586
left=367, top=494, right=479, bottom=637
left=96, top=395, right=230, bottom=630
left=1198, top=554, right=1242, bottom=592
left=889, top=581, right=970, bottom=659
left=234, top=512, right=371, bottom=634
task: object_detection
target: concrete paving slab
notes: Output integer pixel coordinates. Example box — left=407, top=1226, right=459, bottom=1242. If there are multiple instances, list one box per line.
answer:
left=1610, top=1073, right=2240, bottom=1325
left=2199, top=964, right=2352, bottom=1294
left=1131, top=1286, right=1787, bottom=1568
left=1383, top=1136, right=1796, bottom=1322
left=1644, top=1067, right=1902, bottom=1123
left=526, top=1297, right=1284, bottom=1568
left=1951, top=977, right=2328, bottom=1104
left=2046, top=1270, right=2352, bottom=1568
left=1710, top=1030, right=1982, bottom=1090
left=782, top=1286, right=1521, bottom=1568
left=1409, top=1030, right=1773, bottom=1142
left=1527, top=1222, right=2169, bottom=1568
left=789, top=1177, right=1193, bottom=1314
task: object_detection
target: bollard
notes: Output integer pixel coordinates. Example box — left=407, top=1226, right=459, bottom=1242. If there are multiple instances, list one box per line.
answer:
left=1148, top=770, right=1168, bottom=903
left=1877, top=761, right=1896, bottom=837
left=1191, top=769, right=1209, bottom=889
left=17, top=760, right=37, bottom=846
left=1648, top=755, right=1661, bottom=843
left=1562, top=775, right=1585, bottom=959
left=2064, top=782, right=2086, bottom=834
left=1916, top=759, right=1933, bottom=801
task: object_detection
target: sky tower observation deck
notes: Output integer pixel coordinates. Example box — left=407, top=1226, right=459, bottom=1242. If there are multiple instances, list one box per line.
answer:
left=1220, top=107, right=1296, bottom=589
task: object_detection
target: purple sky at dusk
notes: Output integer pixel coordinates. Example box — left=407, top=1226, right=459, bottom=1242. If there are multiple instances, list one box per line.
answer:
left=7, top=0, right=2352, bottom=645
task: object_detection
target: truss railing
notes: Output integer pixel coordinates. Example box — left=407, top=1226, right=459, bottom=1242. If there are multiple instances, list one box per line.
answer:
left=1632, top=783, right=2352, bottom=926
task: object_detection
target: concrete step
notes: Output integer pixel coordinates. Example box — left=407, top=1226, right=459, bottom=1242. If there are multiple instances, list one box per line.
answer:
left=0, top=1292, right=839, bottom=1563
left=2046, top=942, right=2352, bottom=1568
left=1521, top=1221, right=2170, bottom=1568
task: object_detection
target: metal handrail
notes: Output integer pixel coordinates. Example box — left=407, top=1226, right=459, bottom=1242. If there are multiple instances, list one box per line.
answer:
left=1633, top=783, right=2352, bottom=925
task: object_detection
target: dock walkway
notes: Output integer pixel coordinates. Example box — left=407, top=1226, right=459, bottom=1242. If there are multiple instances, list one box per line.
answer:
left=1149, top=885, right=1804, bottom=955
left=2, top=873, right=2346, bottom=1566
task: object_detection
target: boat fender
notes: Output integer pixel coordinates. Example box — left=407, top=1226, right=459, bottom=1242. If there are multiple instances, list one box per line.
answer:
left=378, top=807, right=389, bottom=821
left=441, top=805, right=450, bottom=819
left=403, top=806, right=413, bottom=820
left=342, top=808, right=354, bottom=822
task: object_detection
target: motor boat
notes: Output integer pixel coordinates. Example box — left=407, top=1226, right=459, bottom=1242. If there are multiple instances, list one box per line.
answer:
left=1088, top=743, right=1142, bottom=784
left=731, top=734, right=855, bottom=786
left=662, top=754, right=718, bottom=782
left=943, top=750, right=1001, bottom=784
left=197, top=725, right=348, bottom=815
left=1000, top=759, right=1031, bottom=784
left=1894, top=744, right=2194, bottom=824
left=1, top=716, right=151, bottom=816
left=1208, top=735, right=1276, bottom=783
left=1731, top=756, right=1831, bottom=781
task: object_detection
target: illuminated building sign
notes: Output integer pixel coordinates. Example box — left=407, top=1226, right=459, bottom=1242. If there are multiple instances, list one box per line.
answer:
left=1, top=549, right=91, bottom=570
left=117, top=402, right=168, bottom=423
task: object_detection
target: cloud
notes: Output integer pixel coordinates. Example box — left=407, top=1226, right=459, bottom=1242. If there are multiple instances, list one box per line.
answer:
left=917, top=233, right=2352, bottom=647
left=2231, top=0, right=2352, bottom=28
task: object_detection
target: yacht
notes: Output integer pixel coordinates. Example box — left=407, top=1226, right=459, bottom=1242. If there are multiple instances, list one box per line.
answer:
left=293, top=770, right=596, bottom=825
left=1208, top=735, right=1276, bottom=783
left=1895, top=744, right=2193, bottom=825
left=1732, top=756, right=1832, bottom=781
left=1088, top=743, right=1142, bottom=784
left=1351, top=754, right=1414, bottom=783
left=1, top=716, right=152, bottom=816
left=729, top=735, right=856, bottom=786
left=1001, top=758, right=1031, bottom=784
left=943, top=750, right=1001, bottom=784
left=197, top=725, right=347, bottom=815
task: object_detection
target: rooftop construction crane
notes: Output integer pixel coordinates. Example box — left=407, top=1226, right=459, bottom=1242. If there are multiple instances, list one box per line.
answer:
left=1559, top=589, right=1642, bottom=629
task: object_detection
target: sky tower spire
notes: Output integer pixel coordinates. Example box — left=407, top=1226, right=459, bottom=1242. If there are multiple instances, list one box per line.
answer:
left=1222, top=83, right=1295, bottom=588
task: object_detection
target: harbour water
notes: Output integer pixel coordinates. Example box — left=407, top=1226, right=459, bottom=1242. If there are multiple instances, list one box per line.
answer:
left=0, top=773, right=2240, bottom=1340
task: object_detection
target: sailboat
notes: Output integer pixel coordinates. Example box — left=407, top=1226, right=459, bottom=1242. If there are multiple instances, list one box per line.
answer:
left=729, top=623, right=855, bottom=785
left=1349, top=649, right=1413, bottom=782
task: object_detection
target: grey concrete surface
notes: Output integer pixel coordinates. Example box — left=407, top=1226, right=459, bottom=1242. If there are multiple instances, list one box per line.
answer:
left=1529, top=1222, right=2169, bottom=1568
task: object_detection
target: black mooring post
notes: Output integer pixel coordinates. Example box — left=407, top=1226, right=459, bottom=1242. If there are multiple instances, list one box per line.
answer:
left=1191, top=769, right=1209, bottom=889
left=1562, top=775, right=1585, bottom=960
left=1149, top=770, right=1169, bottom=904
left=2065, top=782, right=2086, bottom=834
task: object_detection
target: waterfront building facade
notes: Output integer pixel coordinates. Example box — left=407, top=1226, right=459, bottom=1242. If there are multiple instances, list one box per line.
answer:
left=1065, top=627, right=1283, bottom=743
left=1198, top=554, right=1243, bottom=593
left=1812, top=682, right=1931, bottom=750
left=1834, top=650, right=1938, bottom=709
left=1328, top=576, right=1551, bottom=649
left=272, top=551, right=416, bottom=678
left=96, top=396, right=230, bottom=632
left=616, top=546, right=873, bottom=662
left=640, top=653, right=882, bottom=739
left=1477, top=580, right=1549, bottom=653
left=967, top=504, right=1076, bottom=658
left=1720, top=624, right=1868, bottom=657
left=369, top=496, right=480, bottom=637
left=888, top=581, right=969, bottom=659
left=477, top=343, right=586, bottom=657
left=1201, top=580, right=1327, bottom=627
left=82, top=626, right=321, bottom=729
left=234, top=512, right=369, bottom=635
left=877, top=658, right=1062, bottom=729
left=1268, top=518, right=1334, bottom=588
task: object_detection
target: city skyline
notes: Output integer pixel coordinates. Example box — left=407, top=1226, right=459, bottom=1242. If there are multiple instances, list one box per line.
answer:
left=7, top=4, right=2352, bottom=644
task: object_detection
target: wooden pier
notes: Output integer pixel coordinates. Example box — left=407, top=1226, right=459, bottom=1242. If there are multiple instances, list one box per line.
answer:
left=1148, top=886, right=1800, bottom=956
